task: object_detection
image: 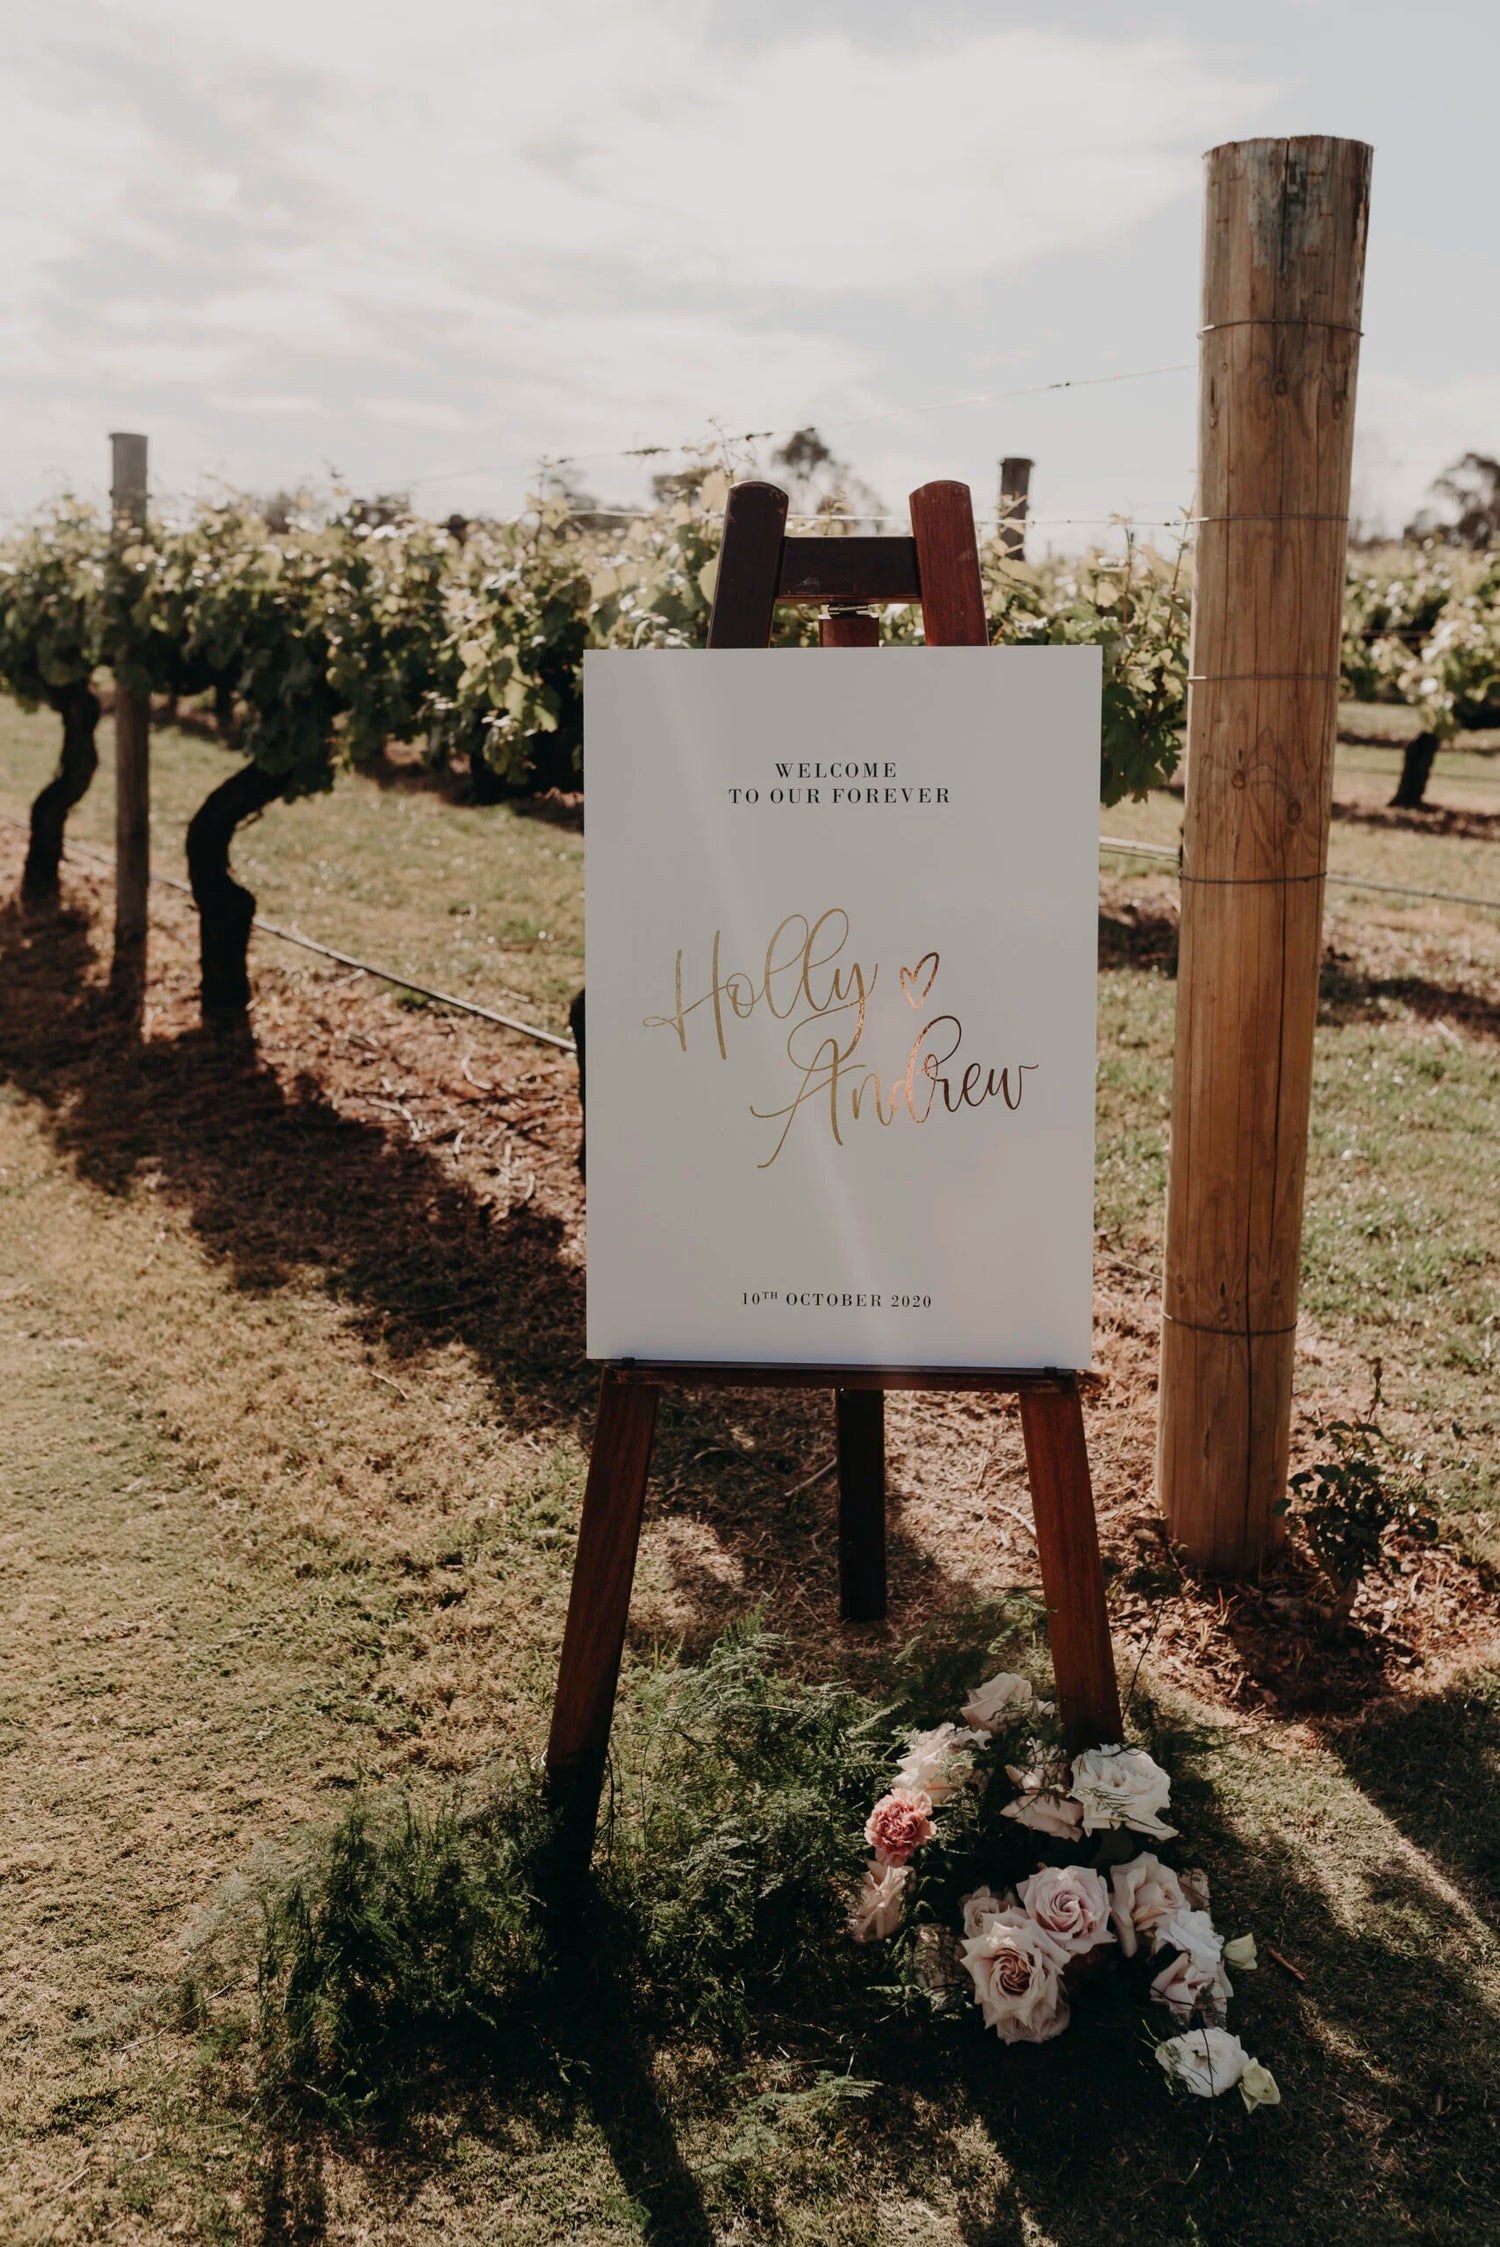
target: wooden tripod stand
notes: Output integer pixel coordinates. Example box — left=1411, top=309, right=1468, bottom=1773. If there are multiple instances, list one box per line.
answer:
left=545, top=478, right=1122, bottom=1860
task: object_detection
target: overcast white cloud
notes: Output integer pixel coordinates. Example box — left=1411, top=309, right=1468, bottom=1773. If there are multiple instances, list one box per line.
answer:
left=0, top=0, right=1267, bottom=525
left=3, top=0, right=1498, bottom=538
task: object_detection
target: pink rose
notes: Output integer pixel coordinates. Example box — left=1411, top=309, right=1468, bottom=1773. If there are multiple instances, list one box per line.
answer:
left=865, top=1788, right=935, bottom=1866
left=1109, top=1853, right=1187, bottom=1959
left=961, top=1910, right=1071, bottom=2044
left=1017, top=1864, right=1115, bottom=1958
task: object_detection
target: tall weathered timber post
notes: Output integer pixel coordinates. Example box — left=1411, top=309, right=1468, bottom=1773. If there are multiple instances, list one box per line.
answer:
left=1158, top=137, right=1372, bottom=1571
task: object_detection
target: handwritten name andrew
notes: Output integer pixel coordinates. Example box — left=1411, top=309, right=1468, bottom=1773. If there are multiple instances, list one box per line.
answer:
left=643, top=907, right=1036, bottom=1168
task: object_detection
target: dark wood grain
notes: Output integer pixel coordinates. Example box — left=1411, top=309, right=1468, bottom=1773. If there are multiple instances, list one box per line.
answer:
left=708, top=481, right=788, bottom=648
left=836, top=1389, right=887, bottom=1619
left=1020, top=1382, right=1124, bottom=1751
left=818, top=609, right=880, bottom=649
left=909, top=481, right=988, bottom=646
left=545, top=1371, right=659, bottom=1849
left=779, top=537, right=919, bottom=605
left=605, top=1362, right=1071, bottom=1392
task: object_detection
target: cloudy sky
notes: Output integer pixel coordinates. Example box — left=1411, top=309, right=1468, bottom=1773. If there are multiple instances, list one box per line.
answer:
left=4, top=0, right=1496, bottom=541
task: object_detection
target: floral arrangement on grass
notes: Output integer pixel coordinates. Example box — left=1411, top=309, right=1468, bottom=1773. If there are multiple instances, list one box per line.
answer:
left=850, top=1670, right=1279, bottom=2111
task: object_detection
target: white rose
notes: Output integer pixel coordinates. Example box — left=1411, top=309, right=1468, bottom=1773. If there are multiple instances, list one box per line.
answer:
left=1155, top=2027, right=1249, bottom=2099
left=1018, top=1864, right=1114, bottom=1957
left=1223, top=1934, right=1258, bottom=1970
left=1153, top=1907, right=1222, bottom=1973
left=1150, top=1951, right=1232, bottom=2024
left=848, top=1858, right=910, bottom=1943
left=1069, top=1745, right=1176, bottom=1839
left=1109, top=1853, right=1187, bottom=1958
left=961, top=1910, right=1071, bottom=2044
left=893, top=1722, right=982, bottom=1806
left=960, top=1886, right=1009, bottom=1939
left=1001, top=1791, right=1085, bottom=1839
left=960, top=1671, right=1034, bottom=1733
left=1238, top=2058, right=1281, bottom=2112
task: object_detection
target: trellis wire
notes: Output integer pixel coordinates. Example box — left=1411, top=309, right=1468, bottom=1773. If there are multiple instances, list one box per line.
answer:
left=1098, top=835, right=1500, bottom=914
left=7, top=815, right=1494, bottom=1060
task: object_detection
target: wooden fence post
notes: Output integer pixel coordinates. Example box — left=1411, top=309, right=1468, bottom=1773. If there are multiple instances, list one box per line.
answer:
left=1158, top=138, right=1372, bottom=1571
left=997, top=457, right=1033, bottom=561
left=110, top=431, right=150, bottom=1010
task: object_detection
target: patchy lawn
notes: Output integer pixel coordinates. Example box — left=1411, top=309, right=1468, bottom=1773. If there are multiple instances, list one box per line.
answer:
left=0, top=705, right=1497, bottom=2244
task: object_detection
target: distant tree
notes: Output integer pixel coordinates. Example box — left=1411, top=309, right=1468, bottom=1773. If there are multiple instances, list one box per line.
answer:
left=769, top=426, right=884, bottom=528
left=1405, top=452, right=1500, bottom=548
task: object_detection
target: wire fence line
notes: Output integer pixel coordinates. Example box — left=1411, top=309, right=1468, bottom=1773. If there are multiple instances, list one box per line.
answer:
left=0, top=816, right=577, bottom=1053
left=401, top=360, right=1196, bottom=492
left=5, top=813, right=1492, bottom=1066
left=1098, top=835, right=1500, bottom=915
left=7, top=358, right=1195, bottom=530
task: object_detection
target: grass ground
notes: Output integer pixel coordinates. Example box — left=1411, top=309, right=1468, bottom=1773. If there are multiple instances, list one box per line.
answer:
left=0, top=701, right=1497, bottom=2244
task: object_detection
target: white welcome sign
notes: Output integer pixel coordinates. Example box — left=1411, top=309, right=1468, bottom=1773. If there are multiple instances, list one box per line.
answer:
left=583, top=647, right=1100, bottom=1369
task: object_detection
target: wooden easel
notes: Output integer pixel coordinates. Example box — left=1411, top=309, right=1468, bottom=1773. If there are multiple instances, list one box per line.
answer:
left=545, top=478, right=1122, bottom=1860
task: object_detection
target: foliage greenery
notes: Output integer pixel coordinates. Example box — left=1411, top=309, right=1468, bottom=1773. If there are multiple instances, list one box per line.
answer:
left=1282, top=1370, right=1438, bottom=1619
left=0, top=478, right=1196, bottom=813
left=252, top=1612, right=1059, bottom=2137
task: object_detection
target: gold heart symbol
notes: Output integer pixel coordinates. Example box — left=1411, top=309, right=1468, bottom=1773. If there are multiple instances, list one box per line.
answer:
left=900, top=951, right=940, bottom=1008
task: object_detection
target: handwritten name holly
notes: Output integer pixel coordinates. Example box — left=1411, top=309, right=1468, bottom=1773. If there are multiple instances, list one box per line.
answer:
left=643, top=908, right=1036, bottom=1168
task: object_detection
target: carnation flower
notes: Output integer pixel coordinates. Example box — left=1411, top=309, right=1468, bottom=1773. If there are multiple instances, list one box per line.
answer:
left=960, top=1671, right=1034, bottom=1734
left=1017, top=1864, right=1114, bottom=1957
left=864, top=1788, right=935, bottom=1865
left=848, top=1858, right=910, bottom=1943
left=961, top=1886, right=1008, bottom=1939
left=893, top=1723, right=981, bottom=1805
left=1109, top=1853, right=1187, bottom=1958
left=1069, top=1745, right=1176, bottom=1838
left=1238, top=2057, right=1281, bottom=2113
left=961, top=1910, right=1070, bottom=2044
left=1155, top=2026, right=1249, bottom=2098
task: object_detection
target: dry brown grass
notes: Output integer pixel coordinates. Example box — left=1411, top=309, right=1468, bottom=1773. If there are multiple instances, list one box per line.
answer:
left=2, top=725, right=1499, bottom=2240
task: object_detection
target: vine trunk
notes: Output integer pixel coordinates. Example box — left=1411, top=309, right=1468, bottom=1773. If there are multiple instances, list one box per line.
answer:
left=22, top=684, right=101, bottom=902
left=186, top=762, right=285, bottom=1015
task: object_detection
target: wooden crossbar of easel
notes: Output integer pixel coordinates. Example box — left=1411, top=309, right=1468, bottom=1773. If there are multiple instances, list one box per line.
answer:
left=544, top=477, right=1123, bottom=1863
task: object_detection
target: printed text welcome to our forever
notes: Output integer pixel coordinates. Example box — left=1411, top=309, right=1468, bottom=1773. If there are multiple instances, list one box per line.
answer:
left=727, top=760, right=951, bottom=807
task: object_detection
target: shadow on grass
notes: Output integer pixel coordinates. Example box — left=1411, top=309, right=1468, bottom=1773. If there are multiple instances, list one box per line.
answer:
left=1318, top=944, right=1500, bottom=1041
left=1329, top=796, right=1500, bottom=843
left=1320, top=1667, right=1500, bottom=1923
left=0, top=890, right=1025, bottom=1687
left=234, top=1673, right=1500, bottom=2247
left=1098, top=903, right=1178, bottom=977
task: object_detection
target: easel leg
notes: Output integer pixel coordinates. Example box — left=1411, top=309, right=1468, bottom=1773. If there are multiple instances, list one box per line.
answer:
left=1019, top=1381, right=1123, bottom=1751
left=836, top=1389, right=886, bottom=1622
left=545, top=1369, right=658, bottom=1860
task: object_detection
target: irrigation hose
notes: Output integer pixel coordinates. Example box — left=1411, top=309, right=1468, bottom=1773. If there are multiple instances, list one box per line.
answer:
left=0, top=815, right=576, bottom=1053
